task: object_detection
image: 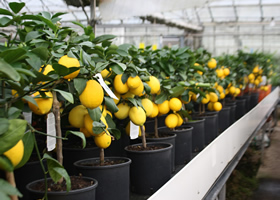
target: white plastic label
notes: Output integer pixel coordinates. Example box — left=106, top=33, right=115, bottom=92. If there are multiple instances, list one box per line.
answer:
left=130, top=121, right=139, bottom=140
left=196, top=93, right=200, bottom=98
left=94, top=73, right=119, bottom=100
left=23, top=112, right=32, bottom=124
left=47, top=112, right=56, bottom=151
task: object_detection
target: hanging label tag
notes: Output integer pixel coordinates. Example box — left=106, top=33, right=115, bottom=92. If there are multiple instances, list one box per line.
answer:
left=196, top=93, right=200, bottom=98
left=23, top=112, right=32, bottom=125
left=47, top=112, right=56, bottom=152
left=94, top=73, right=118, bottom=100
left=130, top=121, right=139, bottom=140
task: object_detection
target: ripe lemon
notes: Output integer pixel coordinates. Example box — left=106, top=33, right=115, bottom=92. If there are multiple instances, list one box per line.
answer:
left=39, top=64, right=54, bottom=75
left=121, top=91, right=135, bottom=99
left=213, top=102, right=222, bottom=111
left=80, top=127, right=92, bottom=138
left=197, top=71, right=203, bottom=75
left=169, top=97, right=182, bottom=111
left=220, top=93, right=225, bottom=99
left=201, top=94, right=210, bottom=104
left=114, top=74, right=129, bottom=94
left=248, top=73, right=255, bottom=81
left=176, top=113, right=184, bottom=127
left=254, top=79, right=260, bottom=86
left=99, top=105, right=107, bottom=117
left=79, top=80, right=104, bottom=109
left=235, top=88, right=241, bottom=96
left=207, top=58, right=217, bottom=69
left=129, top=106, right=146, bottom=126
left=149, top=102, right=159, bottom=118
left=125, top=122, right=142, bottom=136
left=114, top=102, right=130, bottom=120
left=141, top=98, right=154, bottom=117
left=158, top=100, right=170, bottom=115
left=223, top=68, right=230, bottom=76
left=28, top=91, right=53, bottom=115
left=84, top=114, right=108, bottom=136
left=129, top=82, right=144, bottom=96
left=100, top=69, right=111, bottom=78
left=207, top=102, right=214, bottom=111
left=209, top=92, right=218, bottom=103
left=106, top=110, right=113, bottom=118
left=259, top=69, right=263, bottom=75
left=165, top=113, right=178, bottom=129
left=3, top=140, right=24, bottom=167
left=146, top=76, right=160, bottom=94
left=113, top=91, right=121, bottom=105
left=127, top=76, right=141, bottom=89
left=216, top=85, right=224, bottom=94
left=216, top=69, right=224, bottom=78
left=68, top=105, right=88, bottom=128
left=229, top=86, right=236, bottom=95
left=253, top=66, right=259, bottom=73
left=190, top=91, right=197, bottom=102
left=94, top=133, right=111, bottom=149
left=58, top=55, right=80, bottom=80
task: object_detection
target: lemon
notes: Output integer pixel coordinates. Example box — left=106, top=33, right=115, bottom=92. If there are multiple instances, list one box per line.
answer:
left=229, top=86, right=236, bottom=95
left=209, top=92, right=218, bottom=103
left=79, top=80, right=104, bottom=109
left=254, top=79, right=260, bottom=86
left=113, top=91, right=121, bottom=105
left=58, top=55, right=80, bottom=80
left=213, top=102, right=222, bottom=111
left=99, top=105, right=107, bottom=117
left=146, top=76, right=160, bottom=94
left=176, top=113, right=184, bottom=127
left=149, top=102, right=159, bottom=118
left=129, top=106, right=146, bottom=126
left=158, top=100, right=170, bottom=115
left=129, top=82, right=144, bottom=96
left=201, top=94, right=210, bottom=104
left=223, top=68, right=230, bottom=76
left=114, top=103, right=130, bottom=120
left=248, top=73, right=255, bottom=81
left=121, top=91, right=135, bottom=99
left=106, top=110, right=113, bottom=118
left=114, top=74, right=129, bottom=94
left=253, top=66, right=259, bottom=73
left=197, top=71, right=203, bottom=75
left=165, top=113, right=178, bottom=129
left=127, top=76, right=141, bottom=89
left=3, top=140, right=24, bottom=167
left=94, top=133, right=111, bottom=149
left=216, top=85, right=224, bottom=94
left=100, top=69, right=111, bottom=78
left=68, top=105, right=88, bottom=128
left=169, top=97, right=182, bottom=111
left=125, top=122, right=142, bottom=136
left=190, top=91, right=197, bottom=102
left=141, top=98, right=154, bottom=117
left=207, top=58, right=217, bottom=69
left=207, top=102, right=214, bottom=111
left=84, top=114, right=108, bottom=136
left=219, top=93, right=225, bottom=99
left=39, top=64, right=54, bottom=75
left=28, top=91, right=53, bottom=115
left=80, top=127, right=92, bottom=138
left=235, top=88, right=241, bottom=96
left=216, top=69, right=224, bottom=78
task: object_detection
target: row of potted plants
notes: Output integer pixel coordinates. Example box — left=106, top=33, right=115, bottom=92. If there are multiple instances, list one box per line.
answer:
left=0, top=2, right=277, bottom=200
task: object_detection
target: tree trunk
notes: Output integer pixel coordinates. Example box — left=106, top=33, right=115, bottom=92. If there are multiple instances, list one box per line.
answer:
left=141, top=125, right=146, bottom=148
left=100, top=148, right=104, bottom=165
left=154, top=117, right=159, bottom=138
left=6, top=172, right=18, bottom=200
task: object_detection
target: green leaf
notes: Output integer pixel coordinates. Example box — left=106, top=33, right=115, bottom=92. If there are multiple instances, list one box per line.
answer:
left=65, top=131, right=86, bottom=149
left=92, top=35, right=116, bottom=44
left=0, top=119, right=27, bottom=154
left=0, top=119, right=9, bottom=135
left=110, top=63, right=123, bottom=74
left=0, top=48, right=27, bottom=64
left=105, top=115, right=115, bottom=129
left=52, top=167, right=71, bottom=192
left=0, top=8, right=13, bottom=16
left=73, top=78, right=87, bottom=95
left=0, top=155, right=13, bottom=172
left=7, top=107, right=21, bottom=119
left=114, top=62, right=126, bottom=71
left=126, top=98, right=138, bottom=108
left=41, top=11, right=51, bottom=20
left=116, top=49, right=129, bottom=57
left=53, top=89, right=74, bottom=104
left=108, top=128, right=121, bottom=140
left=15, top=68, right=36, bottom=78
left=91, top=121, right=106, bottom=135
left=104, top=97, right=119, bottom=113
left=0, top=178, right=22, bottom=198
left=155, top=92, right=168, bottom=104
left=71, top=21, right=85, bottom=29
left=0, top=17, right=11, bottom=27
left=88, top=107, right=102, bottom=122
left=52, top=63, right=79, bottom=77
left=26, top=53, right=41, bottom=71
left=22, top=95, right=38, bottom=107
left=31, top=70, right=54, bottom=84
left=31, top=47, right=49, bottom=60
left=170, top=86, right=186, bottom=97
left=36, top=15, right=57, bottom=32
left=15, top=130, right=34, bottom=169
left=9, top=2, right=25, bottom=14
left=25, top=31, right=43, bottom=43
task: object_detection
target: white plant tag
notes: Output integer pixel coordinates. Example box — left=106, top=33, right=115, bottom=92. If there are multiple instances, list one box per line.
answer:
left=23, top=112, right=32, bottom=125
left=47, top=112, right=56, bottom=151
left=94, top=73, right=118, bottom=100
left=130, top=121, right=139, bottom=140
left=196, top=93, right=200, bottom=98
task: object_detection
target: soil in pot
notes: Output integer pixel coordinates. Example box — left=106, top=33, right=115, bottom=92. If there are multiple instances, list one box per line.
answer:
left=125, top=142, right=172, bottom=195
left=26, top=176, right=98, bottom=200
left=74, top=157, right=131, bottom=200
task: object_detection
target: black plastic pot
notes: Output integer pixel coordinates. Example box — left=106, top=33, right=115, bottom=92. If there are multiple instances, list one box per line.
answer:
left=218, top=106, right=231, bottom=133
left=235, top=99, right=246, bottom=120
left=250, top=92, right=260, bottom=109
left=74, top=157, right=131, bottom=200
left=26, top=177, right=98, bottom=200
left=225, top=101, right=237, bottom=125
left=146, top=132, right=176, bottom=172
left=125, top=142, right=172, bottom=195
left=237, top=94, right=251, bottom=112
left=63, top=145, right=100, bottom=175
left=184, top=118, right=205, bottom=152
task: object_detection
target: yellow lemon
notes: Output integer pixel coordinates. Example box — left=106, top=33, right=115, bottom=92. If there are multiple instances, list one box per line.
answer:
left=169, top=97, right=182, bottom=111
left=220, top=93, right=225, bottom=99
left=39, top=64, right=54, bottom=75
left=28, top=91, right=53, bottom=115
left=146, top=76, right=160, bottom=94
left=216, top=69, right=224, bottom=78
left=165, top=113, right=178, bottom=129
left=58, top=55, right=80, bottom=80
left=129, top=82, right=144, bottom=96
left=121, top=91, right=135, bottom=99
left=248, top=73, right=255, bottom=81
left=209, top=92, right=218, bottom=103
left=176, top=113, right=184, bottom=127
left=114, top=74, right=129, bottom=94
left=207, top=102, right=214, bottom=111
left=158, top=100, right=170, bottom=115
left=223, top=68, right=230, bottom=76
left=254, top=79, right=260, bottom=86
left=94, top=133, right=111, bottom=149
left=2, top=140, right=24, bottom=167
left=235, top=88, right=241, bottom=96
left=113, top=91, right=121, bottom=105
left=68, top=105, right=88, bottom=128
left=141, top=98, right=154, bottom=117
left=84, top=114, right=108, bottom=136
left=217, top=85, right=224, bottom=94
left=213, top=102, right=222, bottom=111
left=127, top=76, right=142, bottom=89
left=79, top=80, right=104, bottom=109
left=114, top=103, right=130, bottom=120
left=149, top=103, right=159, bottom=118
left=100, top=69, right=111, bottom=78
left=201, top=94, right=210, bottom=104
left=207, top=58, right=217, bottom=69
left=129, top=106, right=146, bottom=126
left=229, top=86, right=236, bottom=95
left=99, top=105, right=107, bottom=117
left=253, top=66, right=259, bottom=73
left=80, top=127, right=92, bottom=138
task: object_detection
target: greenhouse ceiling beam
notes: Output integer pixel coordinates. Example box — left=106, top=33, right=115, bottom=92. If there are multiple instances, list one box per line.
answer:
left=259, top=0, right=264, bottom=21
left=232, top=0, right=238, bottom=21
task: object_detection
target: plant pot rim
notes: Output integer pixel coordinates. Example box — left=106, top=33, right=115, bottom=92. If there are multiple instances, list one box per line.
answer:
left=26, top=176, right=98, bottom=195
left=73, top=156, right=131, bottom=170
left=184, top=118, right=205, bottom=123
left=124, top=142, right=173, bottom=154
